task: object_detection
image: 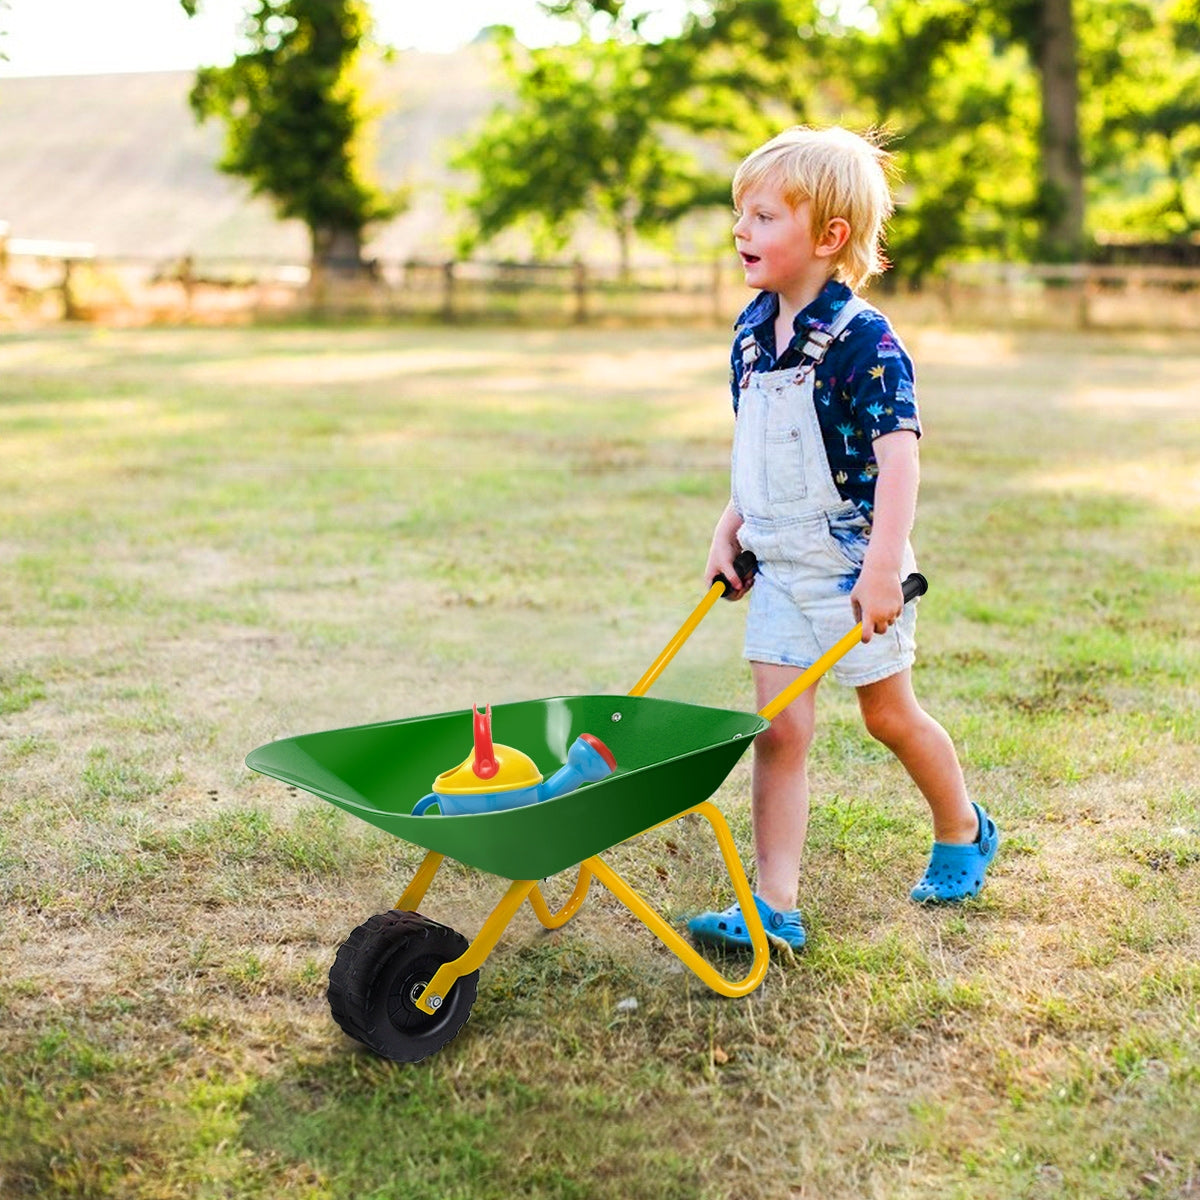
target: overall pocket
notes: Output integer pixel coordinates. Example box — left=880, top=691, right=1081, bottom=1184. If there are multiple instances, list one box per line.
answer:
left=764, top=425, right=807, bottom=502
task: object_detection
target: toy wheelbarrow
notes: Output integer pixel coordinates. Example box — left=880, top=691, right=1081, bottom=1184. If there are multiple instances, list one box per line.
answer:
left=246, top=557, right=927, bottom=1061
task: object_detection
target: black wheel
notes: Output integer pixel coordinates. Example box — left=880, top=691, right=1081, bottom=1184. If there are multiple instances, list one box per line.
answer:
left=327, top=910, right=479, bottom=1062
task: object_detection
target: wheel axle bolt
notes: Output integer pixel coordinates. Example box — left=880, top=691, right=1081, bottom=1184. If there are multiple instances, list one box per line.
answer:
left=428, top=995, right=442, bottom=1009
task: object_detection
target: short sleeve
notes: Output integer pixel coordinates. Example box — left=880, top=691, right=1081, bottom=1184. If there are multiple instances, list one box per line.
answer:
left=840, top=314, right=921, bottom=442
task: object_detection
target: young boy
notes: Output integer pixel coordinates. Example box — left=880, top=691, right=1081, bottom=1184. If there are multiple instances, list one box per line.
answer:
left=688, top=126, right=998, bottom=952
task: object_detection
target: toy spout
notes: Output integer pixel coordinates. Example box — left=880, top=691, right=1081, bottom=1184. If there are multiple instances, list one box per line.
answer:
left=472, top=704, right=499, bottom=780
left=537, top=733, right=617, bottom=802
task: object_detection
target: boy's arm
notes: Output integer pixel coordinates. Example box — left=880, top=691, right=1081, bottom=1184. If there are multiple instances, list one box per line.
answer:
left=852, top=430, right=919, bottom=641
left=705, top=501, right=749, bottom=599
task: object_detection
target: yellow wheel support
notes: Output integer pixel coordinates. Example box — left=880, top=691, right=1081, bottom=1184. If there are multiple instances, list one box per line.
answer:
left=394, top=849, right=445, bottom=912
left=411, top=799, right=768, bottom=1015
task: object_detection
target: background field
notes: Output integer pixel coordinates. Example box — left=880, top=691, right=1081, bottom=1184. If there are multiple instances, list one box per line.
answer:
left=0, top=49, right=637, bottom=264
left=1, top=322, right=1198, bottom=1199
left=0, top=49, right=497, bottom=261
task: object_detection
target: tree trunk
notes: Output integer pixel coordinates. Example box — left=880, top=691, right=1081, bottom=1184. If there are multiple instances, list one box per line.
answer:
left=1166, top=134, right=1196, bottom=232
left=1034, top=0, right=1085, bottom=259
left=310, top=225, right=368, bottom=280
left=616, top=221, right=632, bottom=284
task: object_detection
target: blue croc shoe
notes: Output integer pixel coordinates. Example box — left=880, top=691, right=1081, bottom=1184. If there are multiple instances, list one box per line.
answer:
left=687, top=893, right=806, bottom=952
left=911, top=802, right=1000, bottom=903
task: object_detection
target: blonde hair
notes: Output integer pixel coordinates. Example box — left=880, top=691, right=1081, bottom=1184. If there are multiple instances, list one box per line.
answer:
left=732, top=126, right=895, bottom=290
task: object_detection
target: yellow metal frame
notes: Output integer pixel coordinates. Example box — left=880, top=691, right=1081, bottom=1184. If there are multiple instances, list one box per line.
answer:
left=396, top=572, right=866, bottom=1017
left=407, top=799, right=768, bottom=1015
left=628, top=578, right=727, bottom=698
left=631, top=576, right=868, bottom=722
left=757, top=620, right=864, bottom=721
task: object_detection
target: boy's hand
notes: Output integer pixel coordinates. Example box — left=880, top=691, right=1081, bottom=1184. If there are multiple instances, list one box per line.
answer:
left=704, top=544, right=749, bottom=600
left=706, top=504, right=750, bottom=600
left=850, top=566, right=903, bottom=642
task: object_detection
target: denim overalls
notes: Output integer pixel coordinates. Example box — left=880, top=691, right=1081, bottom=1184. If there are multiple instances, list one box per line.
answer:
left=731, top=296, right=918, bottom=685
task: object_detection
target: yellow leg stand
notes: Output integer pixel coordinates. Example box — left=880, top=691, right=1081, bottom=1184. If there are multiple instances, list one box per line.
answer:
left=415, top=878, right=537, bottom=1015
left=528, top=865, right=592, bottom=930
left=394, top=850, right=445, bottom=912
left=586, top=800, right=769, bottom=998
left=407, top=807, right=767, bottom=1012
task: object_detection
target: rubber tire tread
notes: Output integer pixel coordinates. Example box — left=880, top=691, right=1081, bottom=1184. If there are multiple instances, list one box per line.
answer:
left=327, top=909, right=478, bottom=1062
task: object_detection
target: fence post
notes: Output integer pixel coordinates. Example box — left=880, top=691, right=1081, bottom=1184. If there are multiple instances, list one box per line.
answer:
left=1080, top=264, right=1094, bottom=330
left=61, top=257, right=81, bottom=320
left=573, top=258, right=588, bottom=324
left=442, top=260, right=456, bottom=321
left=179, top=254, right=196, bottom=315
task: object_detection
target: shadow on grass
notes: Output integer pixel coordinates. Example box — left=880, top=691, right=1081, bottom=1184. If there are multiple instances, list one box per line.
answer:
left=240, top=1042, right=723, bottom=1200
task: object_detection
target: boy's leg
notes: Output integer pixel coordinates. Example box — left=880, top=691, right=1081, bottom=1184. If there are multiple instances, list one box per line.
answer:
left=751, top=661, right=820, bottom=911
left=854, top=669, right=976, bottom=841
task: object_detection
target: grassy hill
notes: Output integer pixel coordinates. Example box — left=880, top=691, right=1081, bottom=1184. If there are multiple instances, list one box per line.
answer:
left=0, top=47, right=501, bottom=263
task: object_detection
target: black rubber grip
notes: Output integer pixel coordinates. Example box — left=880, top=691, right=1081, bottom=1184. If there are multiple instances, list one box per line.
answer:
left=902, top=572, right=928, bottom=603
left=717, top=550, right=759, bottom=597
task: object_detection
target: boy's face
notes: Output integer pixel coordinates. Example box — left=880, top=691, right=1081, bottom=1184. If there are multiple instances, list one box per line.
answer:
left=732, top=184, right=828, bottom=298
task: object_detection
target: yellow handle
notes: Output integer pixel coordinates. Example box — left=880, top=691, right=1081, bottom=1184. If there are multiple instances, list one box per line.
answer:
left=627, top=579, right=726, bottom=697
left=757, top=621, right=864, bottom=722
left=756, top=573, right=926, bottom=721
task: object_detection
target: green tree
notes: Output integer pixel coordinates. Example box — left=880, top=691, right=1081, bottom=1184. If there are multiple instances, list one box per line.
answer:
left=810, top=0, right=1086, bottom=262
left=462, top=0, right=1189, bottom=276
left=847, top=1, right=1046, bottom=275
left=661, top=0, right=1041, bottom=279
left=1086, top=0, right=1200, bottom=241
left=845, top=0, right=1196, bottom=257
left=181, top=0, right=404, bottom=277
left=991, top=0, right=1086, bottom=258
left=452, top=24, right=722, bottom=277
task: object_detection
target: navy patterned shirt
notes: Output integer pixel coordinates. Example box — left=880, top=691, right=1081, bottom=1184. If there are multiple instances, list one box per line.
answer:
left=730, top=279, right=921, bottom=525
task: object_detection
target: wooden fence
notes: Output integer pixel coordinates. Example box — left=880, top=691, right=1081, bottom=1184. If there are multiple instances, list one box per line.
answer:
left=1, top=229, right=1198, bottom=331
left=939, top=261, right=1200, bottom=332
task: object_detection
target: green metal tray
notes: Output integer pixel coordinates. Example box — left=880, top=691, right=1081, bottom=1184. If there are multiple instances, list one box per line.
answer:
left=246, top=694, right=766, bottom=880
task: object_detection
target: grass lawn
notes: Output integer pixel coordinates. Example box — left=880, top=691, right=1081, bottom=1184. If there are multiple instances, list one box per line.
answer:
left=1, top=320, right=1198, bottom=1199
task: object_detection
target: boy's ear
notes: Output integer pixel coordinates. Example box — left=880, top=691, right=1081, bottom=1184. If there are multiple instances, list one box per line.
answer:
left=816, top=217, right=851, bottom=259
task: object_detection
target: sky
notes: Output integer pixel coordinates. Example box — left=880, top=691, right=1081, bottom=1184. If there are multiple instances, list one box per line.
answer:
left=0, top=0, right=613, bottom=78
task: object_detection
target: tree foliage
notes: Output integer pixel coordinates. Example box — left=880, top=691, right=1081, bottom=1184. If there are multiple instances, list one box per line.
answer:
left=457, top=0, right=1196, bottom=277
left=453, top=25, right=722, bottom=274
left=183, top=0, right=404, bottom=273
left=1086, top=0, right=1200, bottom=239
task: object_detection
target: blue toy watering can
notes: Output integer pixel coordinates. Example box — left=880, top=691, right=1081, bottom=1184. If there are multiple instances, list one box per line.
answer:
left=412, top=704, right=617, bottom=817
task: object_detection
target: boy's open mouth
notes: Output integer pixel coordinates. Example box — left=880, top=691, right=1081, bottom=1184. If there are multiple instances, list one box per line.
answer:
left=740, top=252, right=761, bottom=265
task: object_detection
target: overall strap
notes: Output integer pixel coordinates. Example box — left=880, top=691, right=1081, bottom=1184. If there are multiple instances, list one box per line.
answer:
left=737, top=331, right=760, bottom=390
left=739, top=294, right=873, bottom=392
left=796, top=294, right=872, bottom=369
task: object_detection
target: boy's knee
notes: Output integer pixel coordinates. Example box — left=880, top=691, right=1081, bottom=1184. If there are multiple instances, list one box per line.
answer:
left=861, top=699, right=918, bottom=749
left=757, top=706, right=815, bottom=759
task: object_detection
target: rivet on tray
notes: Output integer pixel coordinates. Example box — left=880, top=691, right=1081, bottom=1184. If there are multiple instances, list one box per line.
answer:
left=611, top=712, right=622, bottom=722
